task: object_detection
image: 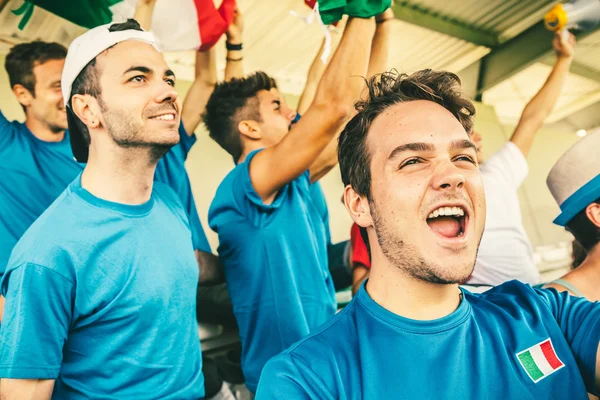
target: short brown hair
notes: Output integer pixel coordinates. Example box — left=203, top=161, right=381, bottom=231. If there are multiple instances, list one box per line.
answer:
left=338, top=69, right=475, bottom=199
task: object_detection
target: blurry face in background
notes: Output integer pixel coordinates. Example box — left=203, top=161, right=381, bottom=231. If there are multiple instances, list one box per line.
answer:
left=94, top=40, right=181, bottom=157
left=364, top=100, right=486, bottom=284
left=255, top=88, right=297, bottom=146
left=27, top=59, right=68, bottom=133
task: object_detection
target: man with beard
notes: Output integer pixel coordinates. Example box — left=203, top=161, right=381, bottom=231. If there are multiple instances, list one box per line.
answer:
left=256, top=70, right=600, bottom=399
left=0, top=20, right=204, bottom=399
left=0, top=11, right=224, bottom=321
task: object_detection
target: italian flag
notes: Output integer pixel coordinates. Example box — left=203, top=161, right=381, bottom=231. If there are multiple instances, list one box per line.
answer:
left=516, top=339, right=564, bottom=383
left=22, top=0, right=235, bottom=51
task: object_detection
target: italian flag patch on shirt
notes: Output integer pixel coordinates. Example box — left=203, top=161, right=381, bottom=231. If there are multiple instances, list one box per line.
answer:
left=516, top=339, right=564, bottom=383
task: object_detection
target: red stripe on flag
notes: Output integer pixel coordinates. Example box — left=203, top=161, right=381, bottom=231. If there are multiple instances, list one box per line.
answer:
left=194, top=0, right=236, bottom=51
left=540, top=339, right=563, bottom=370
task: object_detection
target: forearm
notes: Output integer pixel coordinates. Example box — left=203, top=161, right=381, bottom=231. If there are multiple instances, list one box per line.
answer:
left=224, top=34, right=243, bottom=81
left=510, top=55, right=572, bottom=156
left=196, top=251, right=225, bottom=285
left=133, top=0, right=157, bottom=31
left=297, top=39, right=327, bottom=115
left=520, top=56, right=572, bottom=121
left=181, top=49, right=217, bottom=134
left=0, top=379, right=54, bottom=400
left=312, top=17, right=375, bottom=110
left=367, top=19, right=391, bottom=79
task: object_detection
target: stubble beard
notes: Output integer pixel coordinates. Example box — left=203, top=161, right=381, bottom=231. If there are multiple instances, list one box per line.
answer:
left=369, top=198, right=476, bottom=285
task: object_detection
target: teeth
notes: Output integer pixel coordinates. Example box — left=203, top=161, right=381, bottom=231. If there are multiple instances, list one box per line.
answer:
left=153, top=114, right=174, bottom=121
left=427, top=206, right=466, bottom=219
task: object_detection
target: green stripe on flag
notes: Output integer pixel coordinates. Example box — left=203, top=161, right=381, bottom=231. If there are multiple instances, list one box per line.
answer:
left=518, top=351, right=544, bottom=381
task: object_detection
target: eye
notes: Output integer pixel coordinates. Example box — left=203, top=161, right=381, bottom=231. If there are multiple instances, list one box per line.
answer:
left=399, top=158, right=421, bottom=169
left=454, top=155, right=476, bottom=164
left=129, top=75, right=146, bottom=83
left=165, top=78, right=175, bottom=86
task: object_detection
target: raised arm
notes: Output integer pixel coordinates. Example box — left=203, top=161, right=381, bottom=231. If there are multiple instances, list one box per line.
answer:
left=224, top=7, right=244, bottom=82
left=180, top=49, right=218, bottom=135
left=0, top=379, right=55, bottom=400
left=510, top=31, right=575, bottom=158
left=308, top=10, right=392, bottom=183
left=296, top=19, right=347, bottom=115
left=249, top=17, right=375, bottom=203
left=133, top=0, right=156, bottom=31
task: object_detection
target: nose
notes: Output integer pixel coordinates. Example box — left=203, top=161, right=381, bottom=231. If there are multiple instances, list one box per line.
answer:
left=431, top=160, right=466, bottom=191
left=284, top=105, right=296, bottom=122
left=154, top=82, right=179, bottom=105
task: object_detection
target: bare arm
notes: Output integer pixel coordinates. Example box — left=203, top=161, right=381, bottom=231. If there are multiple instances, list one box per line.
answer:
left=250, top=17, right=375, bottom=203
left=224, top=7, right=244, bottom=82
left=0, top=379, right=54, bottom=400
left=510, top=31, right=575, bottom=158
left=296, top=19, right=347, bottom=115
left=308, top=9, right=392, bottom=183
left=133, top=0, right=156, bottom=31
left=196, top=250, right=225, bottom=285
left=181, top=49, right=217, bottom=135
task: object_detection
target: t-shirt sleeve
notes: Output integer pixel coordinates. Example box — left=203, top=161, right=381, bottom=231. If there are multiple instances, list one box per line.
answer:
left=255, top=353, right=333, bottom=399
left=0, top=110, right=16, bottom=148
left=350, top=223, right=371, bottom=269
left=536, top=287, right=600, bottom=394
left=0, top=263, right=73, bottom=379
left=178, top=123, right=197, bottom=160
left=231, top=150, right=306, bottom=227
left=480, top=141, right=528, bottom=190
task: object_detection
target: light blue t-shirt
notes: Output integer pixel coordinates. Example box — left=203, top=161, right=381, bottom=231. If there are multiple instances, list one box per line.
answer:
left=208, top=149, right=337, bottom=392
left=257, top=280, right=600, bottom=399
left=0, top=176, right=204, bottom=399
left=0, top=111, right=210, bottom=273
left=309, top=182, right=331, bottom=245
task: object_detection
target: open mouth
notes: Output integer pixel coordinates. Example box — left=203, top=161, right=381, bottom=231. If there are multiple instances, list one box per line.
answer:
left=426, top=206, right=468, bottom=239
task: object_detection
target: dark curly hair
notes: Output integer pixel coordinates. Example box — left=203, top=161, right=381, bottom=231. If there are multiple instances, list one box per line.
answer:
left=203, top=71, right=277, bottom=162
left=338, top=69, right=476, bottom=200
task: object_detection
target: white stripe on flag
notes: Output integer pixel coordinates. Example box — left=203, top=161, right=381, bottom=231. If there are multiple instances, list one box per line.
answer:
left=528, top=343, right=555, bottom=376
left=110, top=0, right=201, bottom=51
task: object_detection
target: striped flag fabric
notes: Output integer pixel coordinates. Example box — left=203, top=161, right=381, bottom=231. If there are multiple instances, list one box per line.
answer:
left=24, top=0, right=235, bottom=51
left=516, top=339, right=564, bottom=383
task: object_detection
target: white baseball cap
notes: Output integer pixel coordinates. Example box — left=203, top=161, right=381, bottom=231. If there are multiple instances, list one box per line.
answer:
left=547, top=132, right=600, bottom=226
left=62, top=20, right=158, bottom=162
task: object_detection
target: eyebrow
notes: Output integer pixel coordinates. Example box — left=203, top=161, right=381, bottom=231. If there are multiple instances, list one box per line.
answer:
left=388, top=142, right=434, bottom=160
left=388, top=139, right=477, bottom=160
left=123, top=66, right=176, bottom=80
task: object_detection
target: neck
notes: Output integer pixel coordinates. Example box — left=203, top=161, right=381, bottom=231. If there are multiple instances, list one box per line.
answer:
left=81, top=146, right=157, bottom=205
left=366, top=252, right=463, bottom=321
left=25, top=116, right=64, bottom=142
left=237, top=142, right=267, bottom=164
left=574, top=244, right=600, bottom=275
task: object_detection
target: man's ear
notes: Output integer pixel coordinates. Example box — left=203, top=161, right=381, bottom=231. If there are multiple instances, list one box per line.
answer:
left=12, top=84, right=33, bottom=108
left=586, top=202, right=600, bottom=229
left=238, top=120, right=262, bottom=140
left=343, top=185, right=373, bottom=229
left=71, top=94, right=102, bottom=130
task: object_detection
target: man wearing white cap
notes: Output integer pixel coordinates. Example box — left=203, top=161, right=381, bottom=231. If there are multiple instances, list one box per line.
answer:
left=0, top=20, right=204, bottom=399
left=544, top=132, right=600, bottom=300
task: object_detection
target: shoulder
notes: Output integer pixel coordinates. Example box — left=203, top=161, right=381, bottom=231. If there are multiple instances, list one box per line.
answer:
left=469, top=280, right=552, bottom=312
left=7, top=189, right=81, bottom=276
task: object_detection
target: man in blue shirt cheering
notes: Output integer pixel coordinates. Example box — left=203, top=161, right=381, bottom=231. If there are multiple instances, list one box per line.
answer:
left=204, top=16, right=376, bottom=393
left=256, top=70, right=600, bottom=399
left=0, top=25, right=220, bottom=317
left=0, top=20, right=204, bottom=399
